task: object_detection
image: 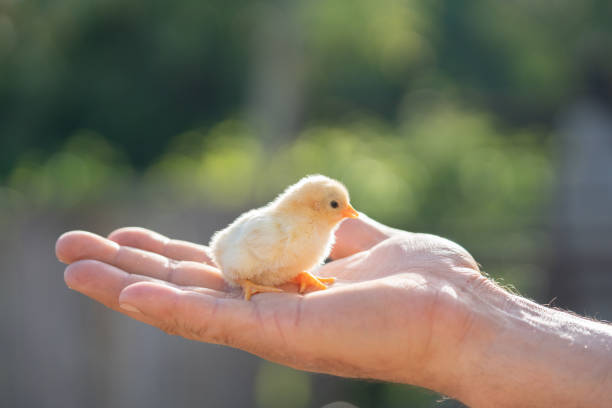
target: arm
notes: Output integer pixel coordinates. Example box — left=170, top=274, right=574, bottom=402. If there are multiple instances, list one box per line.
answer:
left=455, top=289, right=612, bottom=407
left=55, top=216, right=612, bottom=407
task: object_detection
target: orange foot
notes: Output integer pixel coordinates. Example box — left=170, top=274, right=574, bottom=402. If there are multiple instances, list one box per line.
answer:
left=237, top=279, right=283, bottom=301
left=291, top=272, right=336, bottom=294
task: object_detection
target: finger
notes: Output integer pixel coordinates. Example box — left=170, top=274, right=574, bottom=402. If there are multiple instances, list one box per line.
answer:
left=64, top=260, right=227, bottom=310
left=56, top=230, right=118, bottom=264
left=56, top=231, right=226, bottom=290
left=108, top=227, right=214, bottom=265
left=64, top=260, right=160, bottom=326
left=65, top=259, right=157, bottom=312
left=329, top=213, right=399, bottom=260
left=64, top=260, right=228, bottom=329
left=118, top=282, right=265, bottom=346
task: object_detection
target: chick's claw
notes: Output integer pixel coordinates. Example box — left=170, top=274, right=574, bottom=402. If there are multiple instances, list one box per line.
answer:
left=291, top=272, right=336, bottom=294
left=238, top=279, right=283, bottom=301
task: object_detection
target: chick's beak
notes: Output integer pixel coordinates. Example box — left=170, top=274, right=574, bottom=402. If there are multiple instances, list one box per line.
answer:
left=341, top=204, right=359, bottom=218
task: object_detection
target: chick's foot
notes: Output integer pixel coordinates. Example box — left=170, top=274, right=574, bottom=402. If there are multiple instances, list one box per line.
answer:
left=291, top=272, right=336, bottom=294
left=238, top=279, right=283, bottom=301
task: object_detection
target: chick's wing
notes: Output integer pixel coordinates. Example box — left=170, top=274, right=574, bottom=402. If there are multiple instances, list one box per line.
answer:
left=241, top=214, right=289, bottom=263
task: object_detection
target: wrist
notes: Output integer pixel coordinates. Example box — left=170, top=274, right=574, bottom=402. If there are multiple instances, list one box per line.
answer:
left=452, top=288, right=612, bottom=407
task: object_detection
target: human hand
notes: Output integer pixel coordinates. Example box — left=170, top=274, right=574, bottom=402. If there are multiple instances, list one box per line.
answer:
left=56, top=215, right=612, bottom=407
left=55, top=214, right=487, bottom=396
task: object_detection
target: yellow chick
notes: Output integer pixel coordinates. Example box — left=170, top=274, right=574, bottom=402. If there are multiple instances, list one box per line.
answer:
left=209, top=175, right=359, bottom=300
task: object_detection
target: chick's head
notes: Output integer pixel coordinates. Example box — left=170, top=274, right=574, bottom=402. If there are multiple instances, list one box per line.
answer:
left=275, top=175, right=359, bottom=224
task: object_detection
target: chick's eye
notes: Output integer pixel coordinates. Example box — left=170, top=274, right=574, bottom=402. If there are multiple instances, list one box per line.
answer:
left=330, top=200, right=339, bottom=209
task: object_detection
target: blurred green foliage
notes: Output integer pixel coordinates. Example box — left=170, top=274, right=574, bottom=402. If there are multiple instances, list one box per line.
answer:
left=1, top=0, right=610, bottom=177
left=7, top=130, right=132, bottom=208
left=147, top=104, right=551, bottom=232
left=2, top=0, right=610, bottom=406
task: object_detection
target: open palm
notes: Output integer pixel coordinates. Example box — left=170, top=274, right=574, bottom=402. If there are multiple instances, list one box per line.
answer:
left=56, top=215, right=483, bottom=390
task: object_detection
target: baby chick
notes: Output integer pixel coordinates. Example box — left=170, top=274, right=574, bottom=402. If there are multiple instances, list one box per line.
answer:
left=209, top=175, right=358, bottom=300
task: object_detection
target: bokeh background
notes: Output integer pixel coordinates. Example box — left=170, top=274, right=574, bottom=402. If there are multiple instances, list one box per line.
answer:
left=2, top=0, right=612, bottom=407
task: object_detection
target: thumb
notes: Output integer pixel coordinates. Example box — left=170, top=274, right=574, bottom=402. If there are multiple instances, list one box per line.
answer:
left=330, top=213, right=398, bottom=260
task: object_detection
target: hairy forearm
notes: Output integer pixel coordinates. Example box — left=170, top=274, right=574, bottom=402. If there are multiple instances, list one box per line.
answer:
left=455, top=290, right=612, bottom=407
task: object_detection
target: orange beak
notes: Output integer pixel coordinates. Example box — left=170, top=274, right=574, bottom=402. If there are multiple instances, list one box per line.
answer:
left=341, top=204, right=359, bottom=218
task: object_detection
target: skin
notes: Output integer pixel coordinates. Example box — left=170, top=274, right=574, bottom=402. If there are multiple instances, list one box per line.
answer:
left=56, top=214, right=612, bottom=407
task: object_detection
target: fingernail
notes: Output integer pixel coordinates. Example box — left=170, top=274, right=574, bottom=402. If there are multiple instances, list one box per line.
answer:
left=120, top=303, right=142, bottom=314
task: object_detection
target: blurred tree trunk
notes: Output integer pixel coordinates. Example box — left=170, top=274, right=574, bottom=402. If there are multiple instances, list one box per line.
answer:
left=246, top=2, right=304, bottom=150
left=550, top=100, right=612, bottom=319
